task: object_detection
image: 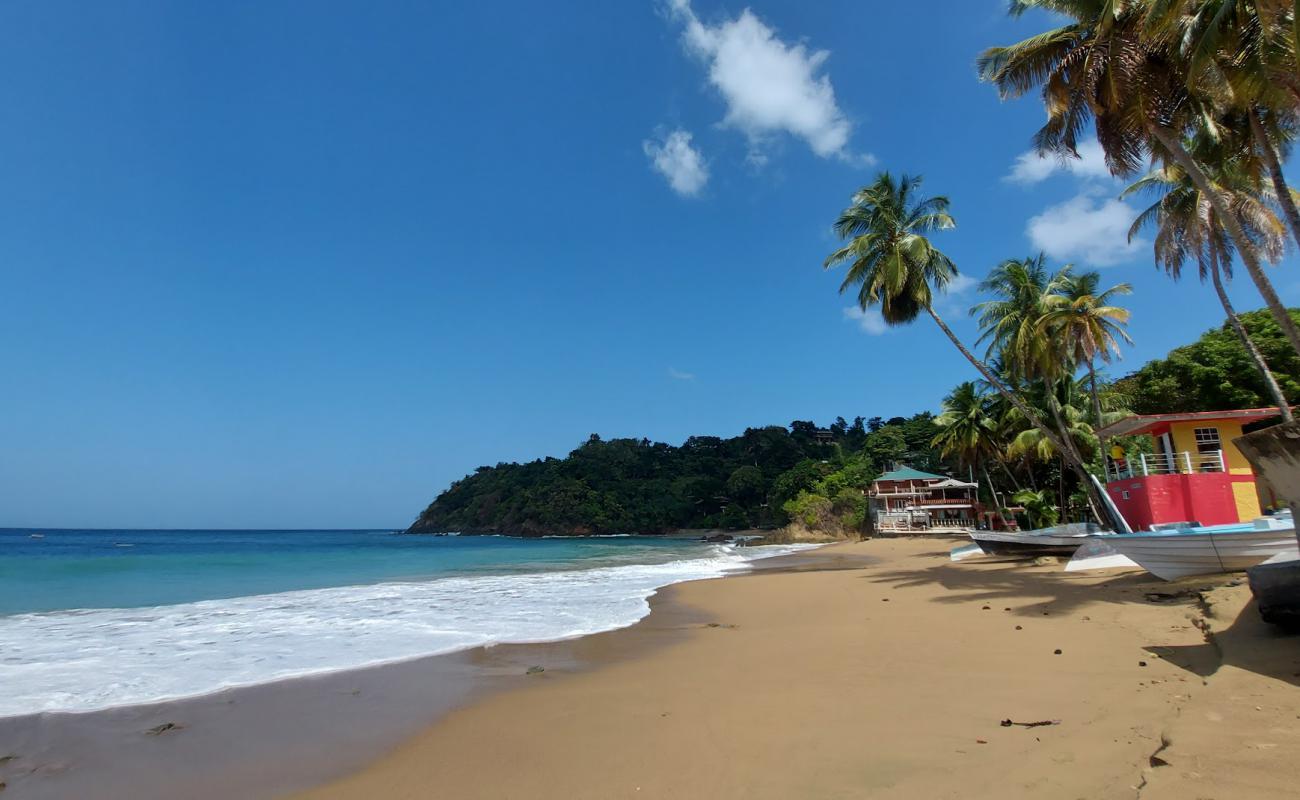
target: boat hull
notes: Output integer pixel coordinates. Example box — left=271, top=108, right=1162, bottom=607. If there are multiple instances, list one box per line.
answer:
left=968, top=531, right=1089, bottom=558
left=1099, top=527, right=1298, bottom=581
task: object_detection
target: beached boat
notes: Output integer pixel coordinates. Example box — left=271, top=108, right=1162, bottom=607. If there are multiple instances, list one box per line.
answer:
left=1071, top=515, right=1298, bottom=581
left=967, top=523, right=1103, bottom=558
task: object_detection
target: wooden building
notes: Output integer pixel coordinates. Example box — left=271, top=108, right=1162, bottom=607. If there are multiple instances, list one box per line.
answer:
left=1097, top=408, right=1285, bottom=530
left=869, top=467, right=979, bottom=532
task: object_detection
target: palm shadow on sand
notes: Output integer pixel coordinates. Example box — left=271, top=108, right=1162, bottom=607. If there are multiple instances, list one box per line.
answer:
left=865, top=552, right=1300, bottom=686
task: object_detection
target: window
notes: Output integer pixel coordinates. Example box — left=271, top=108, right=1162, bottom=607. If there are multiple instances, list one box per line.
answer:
left=1193, top=427, right=1223, bottom=471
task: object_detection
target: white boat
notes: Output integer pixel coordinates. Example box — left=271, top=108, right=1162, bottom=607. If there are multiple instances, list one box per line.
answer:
left=968, top=522, right=1103, bottom=558
left=1073, top=515, right=1298, bottom=581
left=1063, top=539, right=1139, bottom=572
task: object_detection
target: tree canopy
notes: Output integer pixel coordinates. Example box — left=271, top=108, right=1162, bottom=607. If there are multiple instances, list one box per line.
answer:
left=1115, top=308, right=1300, bottom=414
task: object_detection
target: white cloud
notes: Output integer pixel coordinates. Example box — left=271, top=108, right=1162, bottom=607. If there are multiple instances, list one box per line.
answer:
left=1026, top=190, right=1146, bottom=266
left=943, top=273, right=978, bottom=295
left=643, top=129, right=710, bottom=196
left=843, top=306, right=888, bottom=335
left=665, top=0, right=868, bottom=165
left=668, top=367, right=696, bottom=380
left=1007, top=140, right=1112, bottom=185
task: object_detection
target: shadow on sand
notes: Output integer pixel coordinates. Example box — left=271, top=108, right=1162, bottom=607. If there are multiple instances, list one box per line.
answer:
left=866, top=553, right=1300, bottom=687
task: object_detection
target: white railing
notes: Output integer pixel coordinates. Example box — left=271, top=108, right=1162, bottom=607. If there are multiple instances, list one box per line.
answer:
left=1106, top=450, right=1226, bottom=481
left=875, top=513, right=975, bottom=531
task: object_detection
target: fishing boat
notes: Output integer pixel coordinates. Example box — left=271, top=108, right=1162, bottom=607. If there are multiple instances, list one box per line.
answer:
left=967, top=522, right=1103, bottom=558
left=1067, top=514, right=1298, bottom=581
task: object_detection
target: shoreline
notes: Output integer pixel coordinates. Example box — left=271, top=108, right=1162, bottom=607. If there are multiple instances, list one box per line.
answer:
left=0, top=543, right=850, bottom=800
left=295, top=537, right=1300, bottom=800
left=4, top=538, right=1297, bottom=798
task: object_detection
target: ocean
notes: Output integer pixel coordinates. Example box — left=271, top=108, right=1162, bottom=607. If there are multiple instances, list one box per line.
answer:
left=0, top=529, right=814, bottom=717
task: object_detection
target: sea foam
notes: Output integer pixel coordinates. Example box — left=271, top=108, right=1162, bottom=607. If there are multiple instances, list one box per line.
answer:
left=0, top=543, right=817, bottom=717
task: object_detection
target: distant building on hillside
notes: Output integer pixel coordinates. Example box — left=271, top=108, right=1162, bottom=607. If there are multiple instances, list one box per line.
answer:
left=868, top=467, right=979, bottom=533
left=1097, top=408, right=1285, bottom=529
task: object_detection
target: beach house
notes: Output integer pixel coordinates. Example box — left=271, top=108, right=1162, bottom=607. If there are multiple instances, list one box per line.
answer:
left=869, top=467, right=979, bottom=532
left=1096, top=408, right=1285, bottom=529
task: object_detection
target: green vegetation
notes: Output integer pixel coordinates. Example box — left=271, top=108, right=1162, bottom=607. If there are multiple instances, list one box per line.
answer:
left=1115, top=309, right=1300, bottom=415
left=409, top=314, right=1299, bottom=536
left=416, top=3, right=1300, bottom=536
left=408, top=416, right=947, bottom=535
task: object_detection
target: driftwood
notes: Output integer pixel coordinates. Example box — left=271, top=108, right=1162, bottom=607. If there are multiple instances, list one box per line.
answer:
left=999, top=719, right=1060, bottom=729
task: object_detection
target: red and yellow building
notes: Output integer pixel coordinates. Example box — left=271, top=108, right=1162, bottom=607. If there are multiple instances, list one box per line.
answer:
left=1097, top=408, right=1283, bottom=529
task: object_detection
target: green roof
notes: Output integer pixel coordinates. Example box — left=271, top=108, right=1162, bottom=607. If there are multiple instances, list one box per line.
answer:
left=874, top=467, right=948, bottom=482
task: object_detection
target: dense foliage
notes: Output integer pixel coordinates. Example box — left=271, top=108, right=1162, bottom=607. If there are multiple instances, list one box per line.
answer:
left=410, top=309, right=1300, bottom=536
left=407, top=415, right=950, bottom=535
left=1114, top=309, right=1300, bottom=415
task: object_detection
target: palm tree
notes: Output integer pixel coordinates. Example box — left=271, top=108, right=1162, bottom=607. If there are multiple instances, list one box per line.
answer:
left=1159, top=1, right=1300, bottom=245
left=932, top=382, right=1009, bottom=522
left=1124, top=158, right=1294, bottom=420
left=823, top=174, right=1084, bottom=488
left=973, top=256, right=1110, bottom=520
left=973, top=255, right=1071, bottom=382
left=978, top=0, right=1300, bottom=360
left=1040, top=271, right=1133, bottom=438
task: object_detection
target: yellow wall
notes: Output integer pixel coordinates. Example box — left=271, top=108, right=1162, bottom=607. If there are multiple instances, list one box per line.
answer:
left=1232, top=481, right=1263, bottom=522
left=1168, top=420, right=1254, bottom=475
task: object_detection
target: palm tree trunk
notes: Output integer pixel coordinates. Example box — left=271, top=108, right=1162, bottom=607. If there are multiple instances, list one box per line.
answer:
left=924, top=306, right=1113, bottom=525
left=1210, top=249, right=1293, bottom=422
left=1250, top=110, right=1300, bottom=250
left=1087, top=358, right=1105, bottom=436
left=1150, top=124, right=1300, bottom=359
left=999, top=460, right=1024, bottom=493
left=980, top=462, right=1010, bottom=529
left=1044, top=386, right=1104, bottom=523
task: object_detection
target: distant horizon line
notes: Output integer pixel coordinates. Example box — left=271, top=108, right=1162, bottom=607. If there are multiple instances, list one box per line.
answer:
left=1, top=526, right=408, bottom=533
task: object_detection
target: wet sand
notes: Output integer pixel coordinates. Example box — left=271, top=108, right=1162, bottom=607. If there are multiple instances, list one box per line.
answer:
left=4, top=538, right=1298, bottom=798
left=0, top=546, right=830, bottom=799
left=296, top=538, right=1300, bottom=799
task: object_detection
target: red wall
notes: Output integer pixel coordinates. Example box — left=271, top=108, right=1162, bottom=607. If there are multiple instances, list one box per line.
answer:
left=1106, top=473, right=1240, bottom=529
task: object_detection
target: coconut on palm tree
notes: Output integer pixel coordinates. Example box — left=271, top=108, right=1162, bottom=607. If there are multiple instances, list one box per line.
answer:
left=824, top=174, right=1112, bottom=525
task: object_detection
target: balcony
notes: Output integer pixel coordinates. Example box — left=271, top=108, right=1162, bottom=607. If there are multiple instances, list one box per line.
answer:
left=1105, top=450, right=1226, bottom=482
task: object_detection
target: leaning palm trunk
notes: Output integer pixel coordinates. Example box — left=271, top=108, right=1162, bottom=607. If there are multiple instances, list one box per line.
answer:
left=1044, top=388, right=1105, bottom=524
left=980, top=463, right=1011, bottom=528
left=1250, top=111, right=1300, bottom=251
left=1087, top=358, right=1105, bottom=445
left=1210, top=250, right=1293, bottom=422
left=1149, top=124, right=1300, bottom=359
left=924, top=306, right=1111, bottom=525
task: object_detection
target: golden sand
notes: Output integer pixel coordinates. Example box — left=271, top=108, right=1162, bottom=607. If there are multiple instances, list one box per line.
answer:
left=294, top=538, right=1300, bottom=799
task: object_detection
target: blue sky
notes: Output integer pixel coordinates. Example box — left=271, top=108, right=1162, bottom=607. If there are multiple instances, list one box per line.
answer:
left=1, top=1, right=1294, bottom=529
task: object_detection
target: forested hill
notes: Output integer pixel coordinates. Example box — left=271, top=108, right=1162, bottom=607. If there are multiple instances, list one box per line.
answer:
left=406, top=416, right=948, bottom=535
left=1114, top=308, right=1300, bottom=414
left=408, top=309, right=1300, bottom=537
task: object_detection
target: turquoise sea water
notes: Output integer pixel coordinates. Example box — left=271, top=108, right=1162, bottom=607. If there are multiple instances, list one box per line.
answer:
left=0, top=529, right=814, bottom=716
left=0, top=528, right=732, bottom=615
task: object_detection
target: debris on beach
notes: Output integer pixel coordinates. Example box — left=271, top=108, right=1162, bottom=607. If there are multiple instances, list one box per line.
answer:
left=144, top=722, right=183, bottom=736
left=1000, top=719, right=1060, bottom=729
left=525, top=665, right=545, bottom=675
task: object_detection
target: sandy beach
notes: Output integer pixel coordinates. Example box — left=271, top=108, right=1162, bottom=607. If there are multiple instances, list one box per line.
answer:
left=294, top=538, right=1300, bottom=800
left=6, top=537, right=1298, bottom=799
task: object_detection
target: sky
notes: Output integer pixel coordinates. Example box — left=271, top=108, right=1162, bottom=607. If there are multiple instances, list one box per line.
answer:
left=2, top=1, right=1296, bottom=529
